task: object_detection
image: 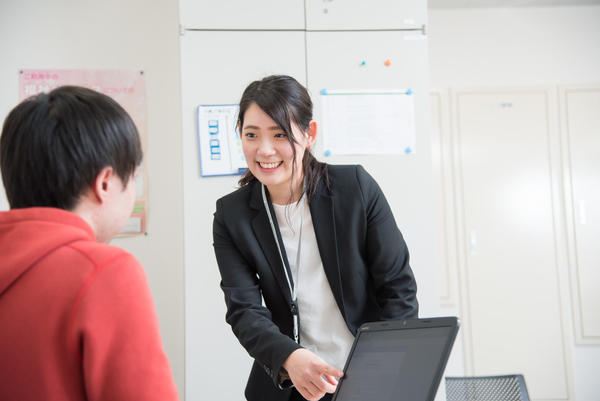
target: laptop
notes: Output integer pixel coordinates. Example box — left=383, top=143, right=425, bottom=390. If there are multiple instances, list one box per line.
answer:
left=332, top=316, right=460, bottom=401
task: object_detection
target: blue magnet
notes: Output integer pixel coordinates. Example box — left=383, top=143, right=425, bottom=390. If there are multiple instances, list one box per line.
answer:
left=320, top=89, right=328, bottom=95
left=324, top=149, right=332, bottom=157
left=406, top=89, right=413, bottom=95
left=360, top=60, right=366, bottom=66
left=405, top=146, right=412, bottom=154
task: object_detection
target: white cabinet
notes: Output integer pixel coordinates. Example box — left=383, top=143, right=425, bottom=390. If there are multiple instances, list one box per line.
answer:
left=305, top=31, right=441, bottom=317
left=305, top=0, right=425, bottom=30
left=181, top=31, right=307, bottom=103
left=180, top=30, right=307, bottom=401
left=560, top=86, right=600, bottom=344
left=306, top=31, right=426, bottom=92
left=453, top=88, right=570, bottom=401
left=180, top=0, right=305, bottom=30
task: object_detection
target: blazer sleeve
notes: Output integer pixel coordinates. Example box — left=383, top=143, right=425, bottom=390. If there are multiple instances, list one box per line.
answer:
left=213, top=198, right=301, bottom=388
left=355, top=165, right=419, bottom=319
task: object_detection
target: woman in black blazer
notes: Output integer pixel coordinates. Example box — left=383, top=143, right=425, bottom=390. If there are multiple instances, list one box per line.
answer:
left=213, top=75, right=418, bottom=401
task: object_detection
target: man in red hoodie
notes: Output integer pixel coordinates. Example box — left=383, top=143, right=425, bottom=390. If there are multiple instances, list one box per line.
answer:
left=0, top=86, right=179, bottom=401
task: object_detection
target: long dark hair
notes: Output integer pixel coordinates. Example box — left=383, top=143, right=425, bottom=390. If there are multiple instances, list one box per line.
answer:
left=237, top=75, right=328, bottom=202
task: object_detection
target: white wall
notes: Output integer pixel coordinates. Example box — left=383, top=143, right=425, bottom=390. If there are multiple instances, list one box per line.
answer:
left=429, top=6, right=600, bottom=87
left=0, top=0, right=185, bottom=397
left=429, top=6, right=600, bottom=401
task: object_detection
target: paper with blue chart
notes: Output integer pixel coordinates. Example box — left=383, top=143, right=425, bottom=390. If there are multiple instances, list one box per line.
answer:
left=197, top=104, right=247, bottom=176
left=320, top=89, right=416, bottom=156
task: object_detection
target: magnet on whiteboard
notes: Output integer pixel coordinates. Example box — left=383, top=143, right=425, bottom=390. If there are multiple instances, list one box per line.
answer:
left=320, top=89, right=328, bottom=95
left=405, top=147, right=412, bottom=154
left=360, top=60, right=366, bottom=66
left=324, top=149, right=332, bottom=157
left=406, top=89, right=413, bottom=95
left=384, top=59, right=392, bottom=67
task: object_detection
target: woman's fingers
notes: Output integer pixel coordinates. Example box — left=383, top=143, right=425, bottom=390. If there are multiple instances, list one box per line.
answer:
left=321, top=364, right=344, bottom=379
left=283, top=348, right=344, bottom=400
left=301, top=382, right=325, bottom=401
left=322, top=373, right=340, bottom=386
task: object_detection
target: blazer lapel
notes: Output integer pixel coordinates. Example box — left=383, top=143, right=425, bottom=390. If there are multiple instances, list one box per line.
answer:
left=310, top=185, right=346, bottom=319
left=249, top=182, right=294, bottom=304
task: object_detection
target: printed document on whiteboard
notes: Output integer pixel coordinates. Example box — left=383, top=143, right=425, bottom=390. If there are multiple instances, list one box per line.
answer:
left=321, top=90, right=416, bottom=156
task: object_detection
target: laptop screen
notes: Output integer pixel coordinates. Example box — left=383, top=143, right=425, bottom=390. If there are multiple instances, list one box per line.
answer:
left=333, top=320, right=457, bottom=401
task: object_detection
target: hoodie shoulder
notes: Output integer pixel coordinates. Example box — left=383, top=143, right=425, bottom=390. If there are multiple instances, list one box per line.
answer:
left=0, top=208, right=95, bottom=296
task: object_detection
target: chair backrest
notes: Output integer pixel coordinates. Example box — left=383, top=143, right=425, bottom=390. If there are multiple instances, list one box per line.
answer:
left=445, top=374, right=530, bottom=401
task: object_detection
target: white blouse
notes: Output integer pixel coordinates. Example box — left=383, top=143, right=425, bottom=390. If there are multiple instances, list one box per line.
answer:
left=273, top=196, right=355, bottom=370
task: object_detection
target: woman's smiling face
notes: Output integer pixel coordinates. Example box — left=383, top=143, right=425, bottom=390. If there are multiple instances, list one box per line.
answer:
left=240, top=102, right=314, bottom=204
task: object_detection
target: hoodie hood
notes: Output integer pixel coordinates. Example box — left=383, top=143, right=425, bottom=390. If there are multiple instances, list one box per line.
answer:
left=0, top=207, right=95, bottom=296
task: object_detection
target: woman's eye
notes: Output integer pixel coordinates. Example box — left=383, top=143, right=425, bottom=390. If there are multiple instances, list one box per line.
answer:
left=244, top=132, right=256, bottom=138
left=274, top=133, right=287, bottom=138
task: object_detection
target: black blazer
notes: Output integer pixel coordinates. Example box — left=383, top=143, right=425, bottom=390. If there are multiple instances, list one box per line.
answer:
left=213, top=164, right=418, bottom=401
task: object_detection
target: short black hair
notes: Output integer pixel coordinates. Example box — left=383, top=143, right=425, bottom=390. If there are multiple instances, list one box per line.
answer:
left=0, top=85, right=142, bottom=210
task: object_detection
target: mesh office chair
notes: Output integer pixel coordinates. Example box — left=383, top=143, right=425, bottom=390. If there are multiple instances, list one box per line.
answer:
left=445, top=374, right=531, bottom=401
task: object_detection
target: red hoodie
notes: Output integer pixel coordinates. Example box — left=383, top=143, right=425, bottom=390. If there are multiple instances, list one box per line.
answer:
left=0, top=207, right=179, bottom=401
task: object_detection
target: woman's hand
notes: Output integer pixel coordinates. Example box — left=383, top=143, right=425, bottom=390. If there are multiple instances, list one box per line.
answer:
left=282, top=348, right=344, bottom=401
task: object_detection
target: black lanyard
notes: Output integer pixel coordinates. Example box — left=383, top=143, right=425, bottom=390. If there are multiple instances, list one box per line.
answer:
left=261, top=183, right=300, bottom=343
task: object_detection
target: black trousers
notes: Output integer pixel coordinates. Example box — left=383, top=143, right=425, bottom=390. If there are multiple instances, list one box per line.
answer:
left=289, top=388, right=333, bottom=401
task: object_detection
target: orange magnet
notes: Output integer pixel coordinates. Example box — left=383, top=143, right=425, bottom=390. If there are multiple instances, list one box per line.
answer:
left=384, top=59, right=392, bottom=67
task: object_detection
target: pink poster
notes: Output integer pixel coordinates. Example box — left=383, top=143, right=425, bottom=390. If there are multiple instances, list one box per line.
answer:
left=19, top=69, right=148, bottom=236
